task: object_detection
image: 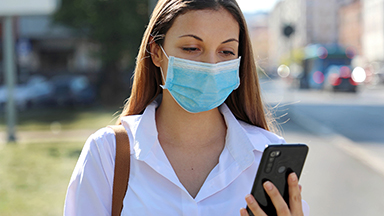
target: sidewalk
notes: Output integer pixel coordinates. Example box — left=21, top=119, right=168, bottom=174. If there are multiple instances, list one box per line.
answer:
left=262, top=78, right=384, bottom=177
left=290, top=105, right=384, bottom=177
left=282, top=121, right=384, bottom=216
left=263, top=79, right=384, bottom=215
left=0, top=128, right=95, bottom=145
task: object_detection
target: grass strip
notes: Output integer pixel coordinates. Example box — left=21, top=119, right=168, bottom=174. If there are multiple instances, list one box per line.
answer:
left=0, top=141, right=84, bottom=216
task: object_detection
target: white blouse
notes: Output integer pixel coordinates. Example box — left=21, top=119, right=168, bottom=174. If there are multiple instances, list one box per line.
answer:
left=64, top=100, right=310, bottom=216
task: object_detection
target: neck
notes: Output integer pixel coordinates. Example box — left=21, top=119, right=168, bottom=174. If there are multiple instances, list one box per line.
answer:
left=156, top=92, right=227, bottom=148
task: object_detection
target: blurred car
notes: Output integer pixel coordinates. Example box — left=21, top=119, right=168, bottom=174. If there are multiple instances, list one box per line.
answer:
left=0, top=75, right=53, bottom=111
left=324, top=65, right=358, bottom=92
left=47, top=74, right=96, bottom=107
left=300, top=44, right=353, bottom=90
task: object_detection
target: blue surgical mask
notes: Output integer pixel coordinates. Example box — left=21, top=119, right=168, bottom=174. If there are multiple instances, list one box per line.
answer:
left=159, top=46, right=241, bottom=113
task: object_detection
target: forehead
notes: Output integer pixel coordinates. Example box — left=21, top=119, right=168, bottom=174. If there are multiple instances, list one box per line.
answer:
left=165, top=8, right=240, bottom=42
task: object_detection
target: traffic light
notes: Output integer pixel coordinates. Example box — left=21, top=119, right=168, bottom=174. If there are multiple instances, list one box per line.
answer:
left=283, top=24, right=295, bottom=38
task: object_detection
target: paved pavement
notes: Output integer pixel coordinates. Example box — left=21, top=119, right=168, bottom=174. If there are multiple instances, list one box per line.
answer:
left=263, top=78, right=384, bottom=216
left=261, top=78, right=384, bottom=175
left=0, top=129, right=95, bottom=145
left=283, top=121, right=384, bottom=216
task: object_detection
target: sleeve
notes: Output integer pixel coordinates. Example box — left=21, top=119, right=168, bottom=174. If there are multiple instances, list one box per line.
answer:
left=63, top=127, right=116, bottom=216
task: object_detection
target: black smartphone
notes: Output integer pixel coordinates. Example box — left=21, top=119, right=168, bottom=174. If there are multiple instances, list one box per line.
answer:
left=247, top=144, right=308, bottom=216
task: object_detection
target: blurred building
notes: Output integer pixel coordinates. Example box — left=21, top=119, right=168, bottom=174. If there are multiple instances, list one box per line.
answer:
left=19, top=16, right=101, bottom=73
left=338, top=0, right=362, bottom=57
left=268, top=0, right=355, bottom=69
left=362, top=0, right=384, bottom=63
left=268, top=0, right=306, bottom=71
left=247, top=13, right=270, bottom=72
left=0, top=16, right=101, bottom=83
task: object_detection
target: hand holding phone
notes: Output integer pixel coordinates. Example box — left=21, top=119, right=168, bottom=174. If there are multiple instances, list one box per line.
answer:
left=246, top=144, right=308, bottom=216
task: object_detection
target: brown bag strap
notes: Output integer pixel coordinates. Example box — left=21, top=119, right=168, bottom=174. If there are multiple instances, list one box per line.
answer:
left=108, top=125, right=130, bottom=216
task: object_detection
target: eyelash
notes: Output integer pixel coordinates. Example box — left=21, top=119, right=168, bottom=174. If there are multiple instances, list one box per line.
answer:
left=221, top=50, right=236, bottom=56
left=182, top=47, right=199, bottom=53
left=182, top=47, right=235, bottom=56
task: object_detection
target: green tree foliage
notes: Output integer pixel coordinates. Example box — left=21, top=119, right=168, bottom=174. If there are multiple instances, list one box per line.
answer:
left=53, top=0, right=149, bottom=105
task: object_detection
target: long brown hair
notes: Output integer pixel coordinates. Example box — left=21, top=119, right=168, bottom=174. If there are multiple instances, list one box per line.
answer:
left=118, top=0, right=275, bottom=132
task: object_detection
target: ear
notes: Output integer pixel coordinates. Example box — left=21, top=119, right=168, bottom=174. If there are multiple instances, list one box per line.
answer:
left=149, top=37, right=163, bottom=67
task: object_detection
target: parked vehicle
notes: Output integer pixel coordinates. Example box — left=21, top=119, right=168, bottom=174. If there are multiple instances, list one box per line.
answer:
left=0, top=74, right=97, bottom=111
left=47, top=74, right=96, bottom=107
left=324, top=65, right=358, bottom=92
left=0, top=75, right=53, bottom=111
left=298, top=44, right=353, bottom=90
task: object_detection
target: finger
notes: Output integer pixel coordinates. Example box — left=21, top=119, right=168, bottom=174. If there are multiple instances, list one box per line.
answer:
left=244, top=194, right=267, bottom=216
left=288, top=173, right=304, bottom=215
left=263, top=181, right=290, bottom=215
left=240, top=208, right=249, bottom=216
left=299, top=184, right=302, bottom=193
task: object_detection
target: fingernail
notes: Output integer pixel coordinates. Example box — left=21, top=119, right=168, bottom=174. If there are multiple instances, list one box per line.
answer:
left=240, top=208, right=246, bottom=216
left=290, top=173, right=298, bottom=182
left=245, top=194, right=254, bottom=204
left=264, top=181, right=273, bottom=191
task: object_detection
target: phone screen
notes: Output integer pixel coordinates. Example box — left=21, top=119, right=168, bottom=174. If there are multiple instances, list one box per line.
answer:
left=247, top=144, right=308, bottom=216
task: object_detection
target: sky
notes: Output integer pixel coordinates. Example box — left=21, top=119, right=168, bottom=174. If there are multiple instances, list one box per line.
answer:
left=236, top=0, right=280, bottom=13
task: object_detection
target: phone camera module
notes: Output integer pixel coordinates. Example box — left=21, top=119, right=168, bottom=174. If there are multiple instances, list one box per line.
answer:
left=265, top=161, right=274, bottom=173
left=270, top=151, right=281, bottom=158
left=265, top=151, right=280, bottom=173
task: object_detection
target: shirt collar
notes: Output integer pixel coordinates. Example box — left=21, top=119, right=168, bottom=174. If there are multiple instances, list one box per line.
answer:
left=121, top=99, right=159, bottom=160
left=219, top=103, right=265, bottom=170
left=121, top=99, right=266, bottom=169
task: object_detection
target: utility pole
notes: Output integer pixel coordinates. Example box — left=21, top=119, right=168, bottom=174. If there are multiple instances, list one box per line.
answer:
left=282, top=24, right=295, bottom=64
left=1, top=0, right=60, bottom=143
left=2, top=17, right=17, bottom=143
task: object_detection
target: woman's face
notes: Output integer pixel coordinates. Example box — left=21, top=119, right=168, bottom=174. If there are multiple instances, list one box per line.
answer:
left=155, top=8, right=240, bottom=72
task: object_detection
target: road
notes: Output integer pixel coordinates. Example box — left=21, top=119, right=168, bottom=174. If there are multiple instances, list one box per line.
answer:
left=261, top=78, right=384, bottom=215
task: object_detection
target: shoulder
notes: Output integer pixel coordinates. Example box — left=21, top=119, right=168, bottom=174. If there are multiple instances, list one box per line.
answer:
left=220, top=103, right=285, bottom=146
left=90, top=127, right=116, bottom=141
left=80, top=127, right=117, bottom=162
left=64, top=127, right=117, bottom=215
left=88, top=127, right=116, bottom=147
left=238, top=120, right=286, bottom=145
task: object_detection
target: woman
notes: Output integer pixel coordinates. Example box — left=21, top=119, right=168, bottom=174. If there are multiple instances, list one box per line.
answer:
left=64, top=0, right=309, bottom=215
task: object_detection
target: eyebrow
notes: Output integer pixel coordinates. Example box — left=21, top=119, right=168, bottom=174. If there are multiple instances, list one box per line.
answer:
left=221, top=38, right=239, bottom=44
left=179, top=34, right=203, bottom=41
left=178, top=34, right=239, bottom=44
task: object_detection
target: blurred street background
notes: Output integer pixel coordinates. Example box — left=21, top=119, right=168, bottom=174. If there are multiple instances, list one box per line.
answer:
left=1, top=0, right=384, bottom=215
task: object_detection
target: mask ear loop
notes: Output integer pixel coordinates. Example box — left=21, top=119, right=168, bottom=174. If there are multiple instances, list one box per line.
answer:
left=159, top=45, right=169, bottom=59
left=159, top=45, right=169, bottom=88
left=159, top=67, right=166, bottom=89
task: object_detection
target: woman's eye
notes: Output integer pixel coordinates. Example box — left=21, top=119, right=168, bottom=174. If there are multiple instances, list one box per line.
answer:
left=182, top=47, right=199, bottom=52
left=221, top=50, right=236, bottom=56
